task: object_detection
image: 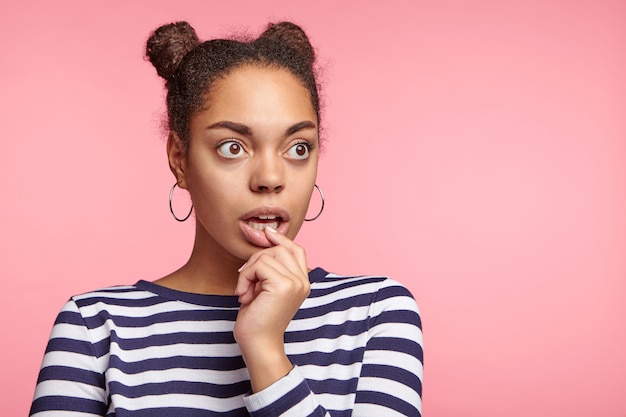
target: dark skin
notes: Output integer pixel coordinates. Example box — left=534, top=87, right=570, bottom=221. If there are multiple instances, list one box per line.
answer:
left=156, top=65, right=319, bottom=392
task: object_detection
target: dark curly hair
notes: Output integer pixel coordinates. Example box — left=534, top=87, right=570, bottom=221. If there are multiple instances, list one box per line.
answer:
left=145, top=21, right=321, bottom=151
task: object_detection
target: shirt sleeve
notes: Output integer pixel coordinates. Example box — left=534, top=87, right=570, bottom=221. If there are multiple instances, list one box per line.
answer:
left=243, top=278, right=424, bottom=417
left=30, top=299, right=108, bottom=417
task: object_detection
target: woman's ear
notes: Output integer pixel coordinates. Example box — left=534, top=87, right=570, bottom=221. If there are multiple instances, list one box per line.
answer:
left=167, top=132, right=188, bottom=189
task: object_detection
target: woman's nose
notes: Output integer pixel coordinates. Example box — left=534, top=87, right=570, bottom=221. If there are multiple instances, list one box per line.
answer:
left=249, top=153, right=285, bottom=193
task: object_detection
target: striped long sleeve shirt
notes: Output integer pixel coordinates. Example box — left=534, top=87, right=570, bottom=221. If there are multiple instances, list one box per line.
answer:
left=30, top=268, right=423, bottom=416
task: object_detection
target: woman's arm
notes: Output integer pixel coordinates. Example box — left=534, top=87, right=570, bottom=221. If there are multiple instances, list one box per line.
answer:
left=353, top=279, right=423, bottom=415
left=30, top=300, right=107, bottom=417
left=241, top=276, right=423, bottom=417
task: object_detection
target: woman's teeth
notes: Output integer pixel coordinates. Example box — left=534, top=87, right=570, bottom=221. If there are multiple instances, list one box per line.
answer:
left=248, top=221, right=279, bottom=231
left=247, top=216, right=280, bottom=231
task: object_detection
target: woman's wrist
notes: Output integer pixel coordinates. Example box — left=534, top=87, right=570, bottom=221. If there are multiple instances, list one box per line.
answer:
left=241, top=342, right=293, bottom=393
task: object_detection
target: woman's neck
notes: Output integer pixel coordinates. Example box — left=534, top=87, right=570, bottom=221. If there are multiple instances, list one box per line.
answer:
left=154, top=225, right=244, bottom=295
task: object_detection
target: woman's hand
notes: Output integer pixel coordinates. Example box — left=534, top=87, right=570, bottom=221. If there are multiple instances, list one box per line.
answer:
left=233, top=227, right=310, bottom=392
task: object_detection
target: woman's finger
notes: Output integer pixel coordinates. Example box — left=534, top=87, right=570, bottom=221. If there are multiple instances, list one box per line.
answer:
left=239, top=231, right=307, bottom=279
left=236, top=254, right=306, bottom=304
left=264, top=227, right=308, bottom=274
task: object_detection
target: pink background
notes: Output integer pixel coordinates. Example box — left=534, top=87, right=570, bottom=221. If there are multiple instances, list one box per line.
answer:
left=2, top=1, right=625, bottom=415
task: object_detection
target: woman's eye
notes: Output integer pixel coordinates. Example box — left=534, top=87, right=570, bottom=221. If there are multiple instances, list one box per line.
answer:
left=217, top=141, right=245, bottom=158
left=286, top=142, right=311, bottom=160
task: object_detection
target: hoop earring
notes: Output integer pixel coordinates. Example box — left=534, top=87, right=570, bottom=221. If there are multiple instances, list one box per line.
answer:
left=169, top=183, right=193, bottom=222
left=304, top=184, right=325, bottom=221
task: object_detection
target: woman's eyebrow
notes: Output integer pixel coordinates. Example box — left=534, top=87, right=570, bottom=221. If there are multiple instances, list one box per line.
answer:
left=207, top=120, right=317, bottom=137
left=285, top=121, right=317, bottom=136
left=206, top=121, right=251, bottom=135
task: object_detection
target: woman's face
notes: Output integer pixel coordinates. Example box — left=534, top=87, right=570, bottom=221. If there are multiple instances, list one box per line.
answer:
left=170, top=66, right=319, bottom=263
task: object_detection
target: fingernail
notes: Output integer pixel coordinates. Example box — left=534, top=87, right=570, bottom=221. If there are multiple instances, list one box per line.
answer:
left=237, top=262, right=247, bottom=272
left=265, top=226, right=277, bottom=233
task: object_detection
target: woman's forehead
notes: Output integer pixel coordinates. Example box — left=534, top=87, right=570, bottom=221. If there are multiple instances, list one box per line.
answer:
left=197, top=66, right=318, bottom=128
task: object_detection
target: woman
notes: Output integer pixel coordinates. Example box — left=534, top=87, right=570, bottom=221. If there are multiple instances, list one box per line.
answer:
left=30, top=21, right=423, bottom=417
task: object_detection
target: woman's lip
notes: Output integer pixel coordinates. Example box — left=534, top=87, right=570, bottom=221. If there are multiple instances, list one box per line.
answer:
left=240, top=206, right=290, bottom=221
left=240, top=218, right=289, bottom=247
left=240, top=206, right=290, bottom=247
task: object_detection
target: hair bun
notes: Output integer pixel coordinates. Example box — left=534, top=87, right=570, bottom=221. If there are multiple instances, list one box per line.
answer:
left=145, top=21, right=201, bottom=82
left=258, top=22, right=315, bottom=65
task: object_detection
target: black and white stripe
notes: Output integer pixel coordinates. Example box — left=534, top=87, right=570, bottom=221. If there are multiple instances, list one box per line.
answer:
left=31, top=268, right=423, bottom=417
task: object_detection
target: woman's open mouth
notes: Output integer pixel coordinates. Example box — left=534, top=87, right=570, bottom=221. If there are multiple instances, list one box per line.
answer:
left=240, top=207, right=290, bottom=247
left=246, top=214, right=281, bottom=231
